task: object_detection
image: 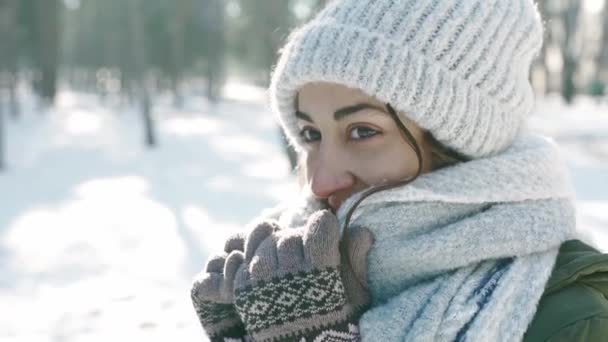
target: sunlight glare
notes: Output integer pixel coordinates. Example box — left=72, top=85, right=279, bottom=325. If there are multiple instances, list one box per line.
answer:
left=64, top=109, right=103, bottom=135
left=163, top=117, right=222, bottom=137
left=584, top=0, right=605, bottom=14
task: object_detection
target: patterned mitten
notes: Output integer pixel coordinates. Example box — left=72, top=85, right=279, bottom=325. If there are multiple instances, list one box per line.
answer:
left=233, top=210, right=374, bottom=342
left=191, top=233, right=252, bottom=342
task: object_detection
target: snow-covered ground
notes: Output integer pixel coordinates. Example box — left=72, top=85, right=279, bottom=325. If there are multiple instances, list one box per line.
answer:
left=0, top=85, right=606, bottom=341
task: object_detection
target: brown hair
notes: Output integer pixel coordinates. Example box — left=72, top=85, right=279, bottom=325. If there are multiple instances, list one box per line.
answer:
left=424, top=130, right=469, bottom=170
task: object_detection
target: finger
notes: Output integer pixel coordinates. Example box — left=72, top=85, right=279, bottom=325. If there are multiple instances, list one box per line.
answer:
left=191, top=272, right=223, bottom=302
left=224, top=232, right=246, bottom=253
left=223, top=250, right=246, bottom=299
left=345, top=226, right=374, bottom=288
left=245, top=221, right=280, bottom=262
left=303, top=210, right=341, bottom=267
left=249, top=235, right=279, bottom=282
left=276, top=231, right=305, bottom=274
left=233, top=262, right=251, bottom=293
left=204, top=254, right=227, bottom=273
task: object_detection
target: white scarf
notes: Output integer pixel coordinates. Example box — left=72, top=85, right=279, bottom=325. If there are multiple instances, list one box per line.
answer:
left=264, top=132, right=578, bottom=341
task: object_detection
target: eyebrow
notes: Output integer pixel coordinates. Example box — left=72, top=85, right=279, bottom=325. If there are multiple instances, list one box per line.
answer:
left=295, top=103, right=387, bottom=123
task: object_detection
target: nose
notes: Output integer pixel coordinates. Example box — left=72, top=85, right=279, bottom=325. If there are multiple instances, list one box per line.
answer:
left=309, top=153, right=355, bottom=199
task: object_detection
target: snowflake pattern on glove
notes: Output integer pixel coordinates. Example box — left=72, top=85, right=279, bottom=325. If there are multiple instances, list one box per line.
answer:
left=235, top=268, right=347, bottom=332
left=311, top=323, right=360, bottom=342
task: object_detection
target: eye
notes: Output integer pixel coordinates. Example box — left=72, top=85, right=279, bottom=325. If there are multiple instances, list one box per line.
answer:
left=350, top=126, right=380, bottom=140
left=299, top=127, right=321, bottom=143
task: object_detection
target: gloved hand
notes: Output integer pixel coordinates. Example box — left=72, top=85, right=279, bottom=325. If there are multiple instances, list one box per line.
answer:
left=191, top=233, right=252, bottom=342
left=232, top=210, right=374, bottom=342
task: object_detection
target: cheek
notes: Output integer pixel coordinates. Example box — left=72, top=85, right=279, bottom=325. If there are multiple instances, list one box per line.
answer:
left=352, top=139, right=420, bottom=184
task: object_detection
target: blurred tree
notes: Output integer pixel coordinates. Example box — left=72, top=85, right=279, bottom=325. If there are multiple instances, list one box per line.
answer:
left=587, top=78, right=605, bottom=101
left=0, top=0, right=21, bottom=170
left=0, top=90, right=3, bottom=170
left=201, top=0, right=226, bottom=102
left=588, top=1, right=608, bottom=103
left=31, top=0, right=61, bottom=103
left=170, top=0, right=191, bottom=107
left=0, top=102, right=3, bottom=170
left=235, top=0, right=293, bottom=86
left=128, top=0, right=157, bottom=147
left=559, top=0, right=581, bottom=104
left=0, top=0, right=19, bottom=121
left=598, top=1, right=608, bottom=88
left=0, top=0, right=16, bottom=170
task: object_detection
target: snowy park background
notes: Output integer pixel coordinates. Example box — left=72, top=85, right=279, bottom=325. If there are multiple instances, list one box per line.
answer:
left=0, top=82, right=299, bottom=341
left=0, top=83, right=607, bottom=341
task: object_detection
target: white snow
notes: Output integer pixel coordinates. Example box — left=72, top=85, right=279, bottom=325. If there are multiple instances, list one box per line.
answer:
left=0, top=84, right=297, bottom=341
left=0, top=85, right=606, bottom=341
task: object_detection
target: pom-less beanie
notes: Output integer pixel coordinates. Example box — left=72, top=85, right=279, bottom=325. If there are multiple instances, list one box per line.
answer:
left=269, top=0, right=544, bottom=158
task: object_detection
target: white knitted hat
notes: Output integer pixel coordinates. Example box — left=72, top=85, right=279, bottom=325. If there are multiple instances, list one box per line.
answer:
left=269, top=0, right=544, bottom=158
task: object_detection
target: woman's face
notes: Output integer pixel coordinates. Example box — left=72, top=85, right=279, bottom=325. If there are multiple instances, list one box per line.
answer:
left=297, top=82, right=432, bottom=212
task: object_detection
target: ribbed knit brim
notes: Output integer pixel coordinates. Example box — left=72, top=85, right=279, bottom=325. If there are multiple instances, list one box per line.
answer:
left=269, top=0, right=544, bottom=158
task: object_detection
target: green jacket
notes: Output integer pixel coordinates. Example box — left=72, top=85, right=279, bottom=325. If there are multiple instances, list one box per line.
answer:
left=523, top=240, right=608, bottom=342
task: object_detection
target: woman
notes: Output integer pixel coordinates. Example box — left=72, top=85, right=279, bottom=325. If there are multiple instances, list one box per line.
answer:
left=191, top=0, right=608, bottom=341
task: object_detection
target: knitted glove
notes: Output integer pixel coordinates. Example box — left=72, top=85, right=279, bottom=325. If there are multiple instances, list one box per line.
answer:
left=233, top=210, right=374, bottom=342
left=191, top=233, right=252, bottom=342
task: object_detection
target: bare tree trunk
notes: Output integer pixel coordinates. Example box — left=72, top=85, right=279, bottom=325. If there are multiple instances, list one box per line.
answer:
left=6, top=3, right=18, bottom=120
left=560, top=0, right=581, bottom=104
left=0, top=0, right=20, bottom=170
left=9, top=72, right=18, bottom=120
left=171, top=0, right=189, bottom=108
left=202, top=0, right=225, bottom=102
left=0, top=92, right=4, bottom=170
left=599, top=4, right=608, bottom=84
left=128, top=0, right=156, bottom=147
left=240, top=0, right=291, bottom=86
left=0, top=0, right=18, bottom=119
left=33, top=0, right=60, bottom=103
